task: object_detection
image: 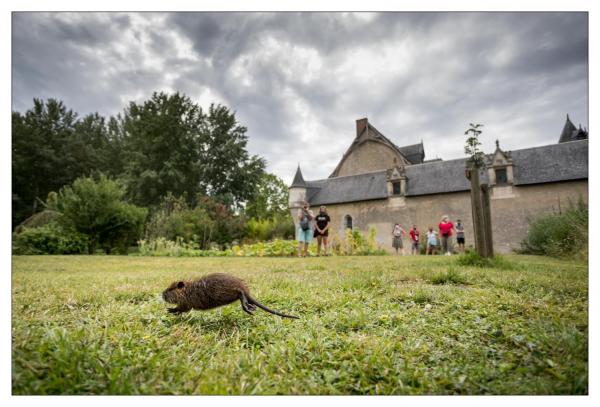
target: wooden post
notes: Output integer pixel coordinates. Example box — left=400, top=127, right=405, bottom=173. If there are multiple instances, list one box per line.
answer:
left=480, top=184, right=494, bottom=257
left=467, top=165, right=486, bottom=257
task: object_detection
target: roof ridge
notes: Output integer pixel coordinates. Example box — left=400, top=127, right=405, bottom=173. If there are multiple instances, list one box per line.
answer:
left=308, top=169, right=388, bottom=184
left=512, top=138, right=587, bottom=154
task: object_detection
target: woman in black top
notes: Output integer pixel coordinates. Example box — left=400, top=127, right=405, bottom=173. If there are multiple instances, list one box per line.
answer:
left=314, top=205, right=331, bottom=256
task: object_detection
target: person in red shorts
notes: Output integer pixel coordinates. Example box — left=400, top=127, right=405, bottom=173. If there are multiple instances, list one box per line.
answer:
left=438, top=215, right=456, bottom=256
left=409, top=224, right=420, bottom=255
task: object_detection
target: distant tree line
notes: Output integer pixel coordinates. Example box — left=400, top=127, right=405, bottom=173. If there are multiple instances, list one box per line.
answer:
left=12, top=92, right=294, bottom=254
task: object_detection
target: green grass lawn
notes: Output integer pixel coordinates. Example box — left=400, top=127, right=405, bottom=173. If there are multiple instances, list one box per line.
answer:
left=12, top=254, right=588, bottom=395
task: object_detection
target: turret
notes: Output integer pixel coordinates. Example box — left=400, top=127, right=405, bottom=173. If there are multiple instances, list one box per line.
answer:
left=289, top=164, right=308, bottom=210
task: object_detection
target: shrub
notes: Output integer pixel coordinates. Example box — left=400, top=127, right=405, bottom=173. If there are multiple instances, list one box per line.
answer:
left=144, top=193, right=219, bottom=249
left=14, top=209, right=61, bottom=233
left=520, top=198, right=588, bottom=259
left=244, top=214, right=295, bottom=243
left=56, top=175, right=147, bottom=254
left=135, top=232, right=387, bottom=258
left=330, top=227, right=387, bottom=256
left=13, top=222, right=88, bottom=255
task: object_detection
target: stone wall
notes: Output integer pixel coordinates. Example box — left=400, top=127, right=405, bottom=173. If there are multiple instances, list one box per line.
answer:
left=294, top=180, right=588, bottom=254
left=335, top=140, right=403, bottom=177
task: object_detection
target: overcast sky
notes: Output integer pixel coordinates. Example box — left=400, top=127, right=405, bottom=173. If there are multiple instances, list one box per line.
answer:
left=12, top=12, right=588, bottom=183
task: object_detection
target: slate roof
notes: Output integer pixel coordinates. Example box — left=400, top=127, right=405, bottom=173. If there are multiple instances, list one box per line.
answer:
left=290, top=165, right=307, bottom=187
left=398, top=142, right=425, bottom=164
left=306, top=171, right=389, bottom=206
left=511, top=139, right=588, bottom=185
left=404, top=159, right=489, bottom=196
left=302, top=139, right=588, bottom=204
left=559, top=114, right=588, bottom=143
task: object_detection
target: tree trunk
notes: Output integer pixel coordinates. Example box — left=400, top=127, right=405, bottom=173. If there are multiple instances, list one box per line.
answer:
left=480, top=184, right=494, bottom=257
left=467, top=166, right=486, bottom=257
left=32, top=184, right=39, bottom=215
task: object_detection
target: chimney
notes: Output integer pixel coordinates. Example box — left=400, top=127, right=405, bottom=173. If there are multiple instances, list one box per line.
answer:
left=356, top=118, right=368, bottom=138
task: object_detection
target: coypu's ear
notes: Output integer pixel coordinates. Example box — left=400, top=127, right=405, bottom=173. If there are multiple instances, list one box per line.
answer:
left=177, top=281, right=185, bottom=289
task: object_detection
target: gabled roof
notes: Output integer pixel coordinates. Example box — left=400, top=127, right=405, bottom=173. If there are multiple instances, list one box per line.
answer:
left=290, top=165, right=307, bottom=188
left=328, top=120, right=424, bottom=177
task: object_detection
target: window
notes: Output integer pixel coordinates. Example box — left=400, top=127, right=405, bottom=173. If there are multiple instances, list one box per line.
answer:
left=495, top=168, right=508, bottom=184
left=392, top=181, right=401, bottom=195
left=345, top=215, right=353, bottom=229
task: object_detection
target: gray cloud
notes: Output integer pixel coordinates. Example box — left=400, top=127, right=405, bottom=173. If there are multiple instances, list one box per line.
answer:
left=12, top=12, right=588, bottom=184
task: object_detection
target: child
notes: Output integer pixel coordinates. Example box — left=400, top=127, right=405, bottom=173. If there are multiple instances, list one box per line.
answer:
left=426, top=227, right=438, bottom=255
left=455, top=219, right=465, bottom=253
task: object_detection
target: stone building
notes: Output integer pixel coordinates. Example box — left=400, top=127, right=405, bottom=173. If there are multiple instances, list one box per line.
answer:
left=289, top=116, right=588, bottom=253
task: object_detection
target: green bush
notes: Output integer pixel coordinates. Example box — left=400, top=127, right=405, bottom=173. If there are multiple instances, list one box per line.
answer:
left=137, top=238, right=297, bottom=257
left=56, top=175, right=147, bottom=254
left=145, top=193, right=222, bottom=250
left=520, top=198, right=588, bottom=259
left=13, top=223, right=88, bottom=255
left=328, top=227, right=387, bottom=256
left=136, top=232, right=388, bottom=258
left=244, top=215, right=297, bottom=242
left=14, top=209, right=61, bottom=233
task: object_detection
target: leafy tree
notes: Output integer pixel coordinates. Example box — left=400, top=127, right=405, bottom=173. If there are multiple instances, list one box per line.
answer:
left=195, top=195, right=246, bottom=247
left=198, top=103, right=266, bottom=208
left=12, top=99, right=123, bottom=227
left=56, top=175, right=147, bottom=254
left=73, top=113, right=124, bottom=177
left=12, top=99, right=79, bottom=225
left=120, top=92, right=205, bottom=207
left=245, top=173, right=290, bottom=220
left=464, top=123, right=485, bottom=168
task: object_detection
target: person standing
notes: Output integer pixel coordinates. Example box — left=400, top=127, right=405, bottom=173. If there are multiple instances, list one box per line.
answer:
left=314, top=205, right=331, bottom=256
left=409, top=225, right=421, bottom=255
left=438, top=215, right=456, bottom=256
left=392, top=223, right=406, bottom=255
left=426, top=227, right=438, bottom=255
left=455, top=219, right=466, bottom=253
left=297, top=202, right=314, bottom=257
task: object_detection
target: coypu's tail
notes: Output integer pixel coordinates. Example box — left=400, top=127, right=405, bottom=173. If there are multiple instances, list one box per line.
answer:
left=248, top=296, right=299, bottom=319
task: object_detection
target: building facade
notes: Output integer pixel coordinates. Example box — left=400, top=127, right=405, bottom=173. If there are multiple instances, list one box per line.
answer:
left=289, top=117, right=588, bottom=253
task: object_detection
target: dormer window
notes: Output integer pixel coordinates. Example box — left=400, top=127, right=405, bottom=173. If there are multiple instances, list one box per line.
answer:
left=487, top=140, right=514, bottom=187
left=387, top=166, right=406, bottom=196
left=495, top=168, right=507, bottom=184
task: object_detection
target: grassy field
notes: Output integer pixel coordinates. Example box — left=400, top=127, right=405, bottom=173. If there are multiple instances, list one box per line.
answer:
left=12, top=254, right=588, bottom=395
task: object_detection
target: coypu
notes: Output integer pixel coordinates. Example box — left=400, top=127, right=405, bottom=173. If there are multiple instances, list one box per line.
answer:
left=162, top=273, right=299, bottom=319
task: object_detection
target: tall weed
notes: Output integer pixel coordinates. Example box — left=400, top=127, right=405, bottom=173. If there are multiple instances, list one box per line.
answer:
left=520, top=197, right=588, bottom=259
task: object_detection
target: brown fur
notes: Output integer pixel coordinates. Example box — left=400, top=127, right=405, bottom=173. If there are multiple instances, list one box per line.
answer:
left=162, top=273, right=299, bottom=319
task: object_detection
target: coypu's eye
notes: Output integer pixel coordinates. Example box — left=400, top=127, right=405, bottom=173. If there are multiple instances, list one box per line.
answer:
left=177, top=281, right=185, bottom=289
